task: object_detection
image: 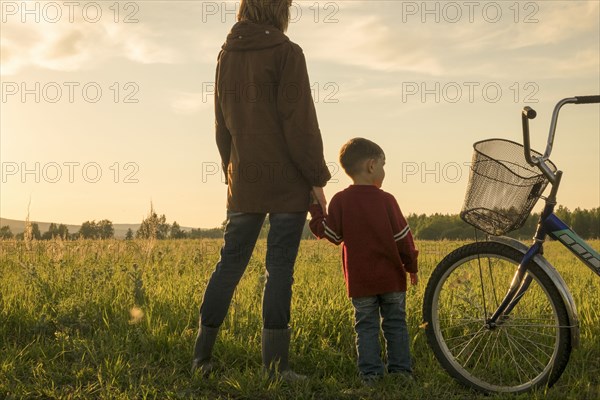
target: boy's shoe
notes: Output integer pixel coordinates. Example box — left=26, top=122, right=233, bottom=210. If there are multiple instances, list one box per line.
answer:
left=280, top=369, right=308, bottom=383
left=361, top=374, right=383, bottom=387
left=389, top=370, right=415, bottom=383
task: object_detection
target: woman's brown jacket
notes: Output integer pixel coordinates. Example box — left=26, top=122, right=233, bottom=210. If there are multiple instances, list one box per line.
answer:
left=215, top=20, right=331, bottom=213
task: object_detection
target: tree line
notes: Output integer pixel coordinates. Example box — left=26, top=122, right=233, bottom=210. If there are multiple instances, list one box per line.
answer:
left=0, top=204, right=227, bottom=241
left=406, top=206, right=600, bottom=240
left=0, top=220, right=115, bottom=241
left=1, top=205, right=597, bottom=241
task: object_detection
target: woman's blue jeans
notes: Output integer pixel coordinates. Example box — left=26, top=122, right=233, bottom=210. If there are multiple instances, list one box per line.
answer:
left=200, top=210, right=307, bottom=329
left=351, top=292, right=412, bottom=377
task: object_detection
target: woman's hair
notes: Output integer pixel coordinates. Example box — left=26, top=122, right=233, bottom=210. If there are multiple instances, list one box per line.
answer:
left=339, top=138, right=385, bottom=176
left=238, top=0, right=292, bottom=32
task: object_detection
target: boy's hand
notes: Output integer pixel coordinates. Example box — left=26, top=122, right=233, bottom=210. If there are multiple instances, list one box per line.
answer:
left=409, top=273, right=418, bottom=286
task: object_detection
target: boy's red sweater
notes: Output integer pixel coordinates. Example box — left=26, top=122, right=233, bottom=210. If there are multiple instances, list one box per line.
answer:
left=309, top=185, right=418, bottom=298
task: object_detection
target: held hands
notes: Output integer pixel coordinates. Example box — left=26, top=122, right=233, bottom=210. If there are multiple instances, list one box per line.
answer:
left=311, top=186, right=328, bottom=216
left=410, top=273, right=418, bottom=286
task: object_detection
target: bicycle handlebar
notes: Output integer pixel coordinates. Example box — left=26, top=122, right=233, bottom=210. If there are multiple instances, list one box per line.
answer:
left=574, top=95, right=600, bottom=104
left=521, top=95, right=599, bottom=196
left=522, top=107, right=536, bottom=166
left=522, top=95, right=600, bottom=168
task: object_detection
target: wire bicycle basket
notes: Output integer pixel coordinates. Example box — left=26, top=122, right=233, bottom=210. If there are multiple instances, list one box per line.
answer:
left=461, top=139, right=557, bottom=236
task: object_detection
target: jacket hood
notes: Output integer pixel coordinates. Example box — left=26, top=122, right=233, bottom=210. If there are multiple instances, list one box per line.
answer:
left=222, top=20, right=289, bottom=51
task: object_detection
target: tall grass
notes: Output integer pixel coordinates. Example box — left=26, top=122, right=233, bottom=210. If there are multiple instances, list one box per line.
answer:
left=0, top=238, right=598, bottom=399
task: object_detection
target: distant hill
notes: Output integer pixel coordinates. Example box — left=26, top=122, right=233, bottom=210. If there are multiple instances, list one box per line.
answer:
left=0, top=217, right=195, bottom=239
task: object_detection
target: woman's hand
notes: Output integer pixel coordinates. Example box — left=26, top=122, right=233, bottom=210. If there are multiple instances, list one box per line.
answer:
left=311, top=186, right=327, bottom=216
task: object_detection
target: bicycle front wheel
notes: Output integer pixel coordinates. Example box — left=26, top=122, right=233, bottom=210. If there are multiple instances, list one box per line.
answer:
left=423, top=241, right=572, bottom=393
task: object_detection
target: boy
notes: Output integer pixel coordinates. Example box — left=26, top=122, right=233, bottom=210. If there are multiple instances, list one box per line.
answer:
left=309, top=138, right=419, bottom=384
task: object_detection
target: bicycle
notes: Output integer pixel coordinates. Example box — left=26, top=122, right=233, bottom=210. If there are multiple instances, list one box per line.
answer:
left=422, top=95, right=600, bottom=394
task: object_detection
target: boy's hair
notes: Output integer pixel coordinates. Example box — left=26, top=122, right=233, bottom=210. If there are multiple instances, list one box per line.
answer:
left=238, top=0, right=292, bottom=32
left=339, top=138, right=385, bottom=176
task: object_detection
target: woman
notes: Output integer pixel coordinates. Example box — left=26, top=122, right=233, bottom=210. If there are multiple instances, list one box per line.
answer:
left=193, top=0, right=330, bottom=381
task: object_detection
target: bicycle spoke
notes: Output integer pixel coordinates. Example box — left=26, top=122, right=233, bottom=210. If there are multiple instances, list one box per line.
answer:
left=503, top=324, right=561, bottom=329
left=439, top=316, right=482, bottom=323
left=476, top=256, right=489, bottom=319
left=480, top=329, right=501, bottom=375
left=461, top=328, right=490, bottom=367
left=495, top=339, right=514, bottom=386
left=508, top=325, right=557, bottom=339
left=452, top=326, right=486, bottom=359
left=486, top=257, right=500, bottom=307
left=505, top=317, right=556, bottom=323
left=471, top=330, right=495, bottom=371
left=443, top=330, right=482, bottom=343
left=447, top=329, right=485, bottom=352
left=502, top=329, right=528, bottom=383
left=505, top=330, right=545, bottom=374
left=506, top=328, right=554, bottom=367
left=440, top=319, right=483, bottom=332
left=491, top=330, right=511, bottom=384
left=510, top=326, right=554, bottom=357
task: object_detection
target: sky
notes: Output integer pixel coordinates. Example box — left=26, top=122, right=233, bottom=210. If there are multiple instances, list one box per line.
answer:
left=1, top=0, right=599, bottom=229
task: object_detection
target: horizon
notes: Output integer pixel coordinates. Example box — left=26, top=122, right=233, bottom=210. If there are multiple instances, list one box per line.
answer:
left=2, top=202, right=598, bottom=232
left=1, top=1, right=599, bottom=228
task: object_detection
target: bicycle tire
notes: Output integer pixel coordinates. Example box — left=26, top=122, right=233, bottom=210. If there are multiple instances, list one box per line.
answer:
left=423, top=241, right=572, bottom=393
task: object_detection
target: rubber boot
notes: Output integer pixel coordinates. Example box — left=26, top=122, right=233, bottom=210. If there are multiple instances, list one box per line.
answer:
left=262, top=328, right=307, bottom=382
left=191, top=324, right=219, bottom=376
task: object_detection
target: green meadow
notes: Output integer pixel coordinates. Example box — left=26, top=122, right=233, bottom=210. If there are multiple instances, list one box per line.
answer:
left=1, top=238, right=598, bottom=399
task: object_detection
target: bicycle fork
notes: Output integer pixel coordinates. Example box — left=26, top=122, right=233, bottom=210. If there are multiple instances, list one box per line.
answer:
left=485, top=200, right=558, bottom=328
left=484, top=241, right=542, bottom=329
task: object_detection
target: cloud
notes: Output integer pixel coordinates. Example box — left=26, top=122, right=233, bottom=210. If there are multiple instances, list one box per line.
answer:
left=434, top=1, right=599, bottom=56
left=0, top=1, right=237, bottom=76
left=0, top=18, right=182, bottom=75
left=290, top=1, right=598, bottom=82
left=1, top=43, right=19, bottom=75
left=507, top=1, right=599, bottom=49
left=26, top=26, right=93, bottom=72
left=555, top=49, right=600, bottom=74
left=45, top=29, right=84, bottom=59
left=2, top=1, right=597, bottom=100
left=293, top=13, right=444, bottom=75
left=105, top=23, right=182, bottom=65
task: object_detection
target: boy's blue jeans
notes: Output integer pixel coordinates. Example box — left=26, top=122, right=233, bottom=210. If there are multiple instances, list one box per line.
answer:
left=200, top=210, right=307, bottom=329
left=351, top=291, right=412, bottom=378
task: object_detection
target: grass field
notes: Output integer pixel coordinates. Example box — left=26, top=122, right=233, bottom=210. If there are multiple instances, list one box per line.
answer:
left=1, top=238, right=599, bottom=399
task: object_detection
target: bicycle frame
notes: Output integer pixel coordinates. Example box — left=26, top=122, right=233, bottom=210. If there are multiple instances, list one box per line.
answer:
left=486, top=199, right=600, bottom=327
left=546, top=215, right=600, bottom=276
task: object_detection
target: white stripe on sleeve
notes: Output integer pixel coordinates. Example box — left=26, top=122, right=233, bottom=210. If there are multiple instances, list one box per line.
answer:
left=323, top=221, right=342, bottom=243
left=394, top=226, right=410, bottom=241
